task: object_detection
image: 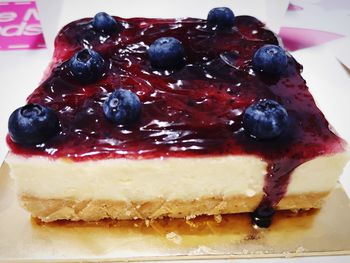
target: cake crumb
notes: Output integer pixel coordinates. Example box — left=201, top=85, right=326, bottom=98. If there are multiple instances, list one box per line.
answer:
left=185, top=214, right=196, bottom=220
left=282, top=251, right=292, bottom=258
left=296, top=246, right=305, bottom=253
left=214, top=214, right=222, bottom=223
left=166, top=232, right=182, bottom=244
left=290, top=209, right=300, bottom=214
left=189, top=245, right=215, bottom=255
left=241, top=249, right=249, bottom=255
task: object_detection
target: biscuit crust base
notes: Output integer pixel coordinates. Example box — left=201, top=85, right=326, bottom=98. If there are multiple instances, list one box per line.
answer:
left=20, top=192, right=329, bottom=222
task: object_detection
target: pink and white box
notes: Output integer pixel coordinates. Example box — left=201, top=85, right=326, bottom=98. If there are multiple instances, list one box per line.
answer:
left=0, top=0, right=45, bottom=50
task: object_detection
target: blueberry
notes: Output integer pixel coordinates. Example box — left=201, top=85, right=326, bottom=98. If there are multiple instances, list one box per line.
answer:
left=148, top=37, right=185, bottom=69
left=69, top=49, right=105, bottom=84
left=8, top=104, right=60, bottom=145
left=92, top=12, right=118, bottom=34
left=252, top=206, right=275, bottom=228
left=207, top=7, right=235, bottom=30
left=243, top=99, right=288, bottom=140
left=103, top=88, right=141, bottom=124
left=253, top=44, right=288, bottom=75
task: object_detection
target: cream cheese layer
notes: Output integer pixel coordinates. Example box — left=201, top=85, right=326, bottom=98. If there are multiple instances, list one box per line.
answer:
left=6, top=152, right=349, bottom=202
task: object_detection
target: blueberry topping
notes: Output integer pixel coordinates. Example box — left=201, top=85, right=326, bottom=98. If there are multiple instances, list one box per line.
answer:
left=148, top=37, right=185, bottom=69
left=8, top=104, right=60, bottom=145
left=103, top=88, right=141, bottom=124
left=243, top=99, right=288, bottom=140
left=92, top=12, right=118, bottom=34
left=207, top=7, right=235, bottom=30
left=69, top=49, right=105, bottom=84
left=252, top=206, right=275, bottom=228
left=253, top=44, right=288, bottom=75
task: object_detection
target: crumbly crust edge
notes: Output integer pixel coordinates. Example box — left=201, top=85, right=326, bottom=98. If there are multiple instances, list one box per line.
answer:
left=20, top=192, right=329, bottom=222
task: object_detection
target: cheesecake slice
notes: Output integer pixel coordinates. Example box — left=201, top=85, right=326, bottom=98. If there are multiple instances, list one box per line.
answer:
left=6, top=9, right=349, bottom=226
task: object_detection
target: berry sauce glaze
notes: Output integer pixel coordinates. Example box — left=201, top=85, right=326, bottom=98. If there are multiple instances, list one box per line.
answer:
left=7, top=15, right=346, bottom=224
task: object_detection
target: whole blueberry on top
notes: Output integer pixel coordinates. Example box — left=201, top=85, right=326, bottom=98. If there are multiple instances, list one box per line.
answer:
left=243, top=99, right=288, bottom=140
left=253, top=45, right=288, bottom=75
left=207, top=7, right=235, bottom=30
left=148, top=37, right=185, bottom=69
left=8, top=104, right=60, bottom=145
left=69, top=49, right=105, bottom=84
left=92, top=12, right=119, bottom=34
left=103, top=88, right=141, bottom=125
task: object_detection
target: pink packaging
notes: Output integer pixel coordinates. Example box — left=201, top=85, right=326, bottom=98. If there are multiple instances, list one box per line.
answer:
left=0, top=0, right=45, bottom=50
